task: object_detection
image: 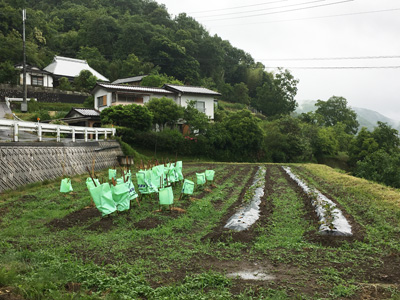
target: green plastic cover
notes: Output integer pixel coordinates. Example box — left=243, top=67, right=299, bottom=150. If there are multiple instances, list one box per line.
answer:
left=108, top=169, right=117, bottom=180
left=159, top=186, right=174, bottom=205
left=126, top=180, right=138, bottom=200
left=167, top=164, right=177, bottom=183
left=136, top=171, right=148, bottom=193
left=86, top=178, right=100, bottom=190
left=176, top=161, right=184, bottom=181
left=151, top=165, right=164, bottom=189
left=89, top=183, right=117, bottom=216
left=60, top=178, right=73, bottom=193
left=124, top=171, right=138, bottom=200
left=205, top=170, right=215, bottom=181
left=181, top=179, right=194, bottom=195
left=196, top=172, right=206, bottom=185
left=111, top=183, right=130, bottom=211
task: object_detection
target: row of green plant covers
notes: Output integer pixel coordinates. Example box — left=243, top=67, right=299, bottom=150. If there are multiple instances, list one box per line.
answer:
left=1, top=163, right=400, bottom=299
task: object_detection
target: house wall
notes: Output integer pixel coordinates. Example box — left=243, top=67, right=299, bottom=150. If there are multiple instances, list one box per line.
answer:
left=180, top=94, right=215, bottom=119
left=94, top=87, right=176, bottom=111
left=19, top=73, right=53, bottom=87
left=93, top=88, right=112, bottom=111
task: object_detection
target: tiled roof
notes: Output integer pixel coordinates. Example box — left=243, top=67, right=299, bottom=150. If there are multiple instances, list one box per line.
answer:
left=73, top=108, right=100, bottom=117
left=44, top=56, right=109, bottom=81
left=111, top=75, right=147, bottom=84
left=96, top=83, right=174, bottom=94
left=163, top=84, right=221, bottom=96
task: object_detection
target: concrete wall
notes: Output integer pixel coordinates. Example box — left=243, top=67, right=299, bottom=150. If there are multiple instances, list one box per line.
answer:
left=0, top=140, right=123, bottom=193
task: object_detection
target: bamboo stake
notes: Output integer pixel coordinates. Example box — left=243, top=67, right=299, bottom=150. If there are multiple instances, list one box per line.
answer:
left=86, top=166, right=97, bottom=187
left=92, top=158, right=95, bottom=178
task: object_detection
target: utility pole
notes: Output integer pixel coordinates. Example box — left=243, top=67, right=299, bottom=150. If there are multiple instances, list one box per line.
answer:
left=21, top=8, right=27, bottom=112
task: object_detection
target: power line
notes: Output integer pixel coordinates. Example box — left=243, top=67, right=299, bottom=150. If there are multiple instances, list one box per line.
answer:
left=200, top=0, right=354, bottom=22
left=196, top=0, right=329, bottom=19
left=258, top=55, right=400, bottom=61
left=265, top=66, right=400, bottom=69
left=187, top=0, right=289, bottom=14
left=213, top=7, right=400, bottom=27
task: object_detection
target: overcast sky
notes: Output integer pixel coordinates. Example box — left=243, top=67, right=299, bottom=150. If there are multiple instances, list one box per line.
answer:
left=158, top=0, right=400, bottom=120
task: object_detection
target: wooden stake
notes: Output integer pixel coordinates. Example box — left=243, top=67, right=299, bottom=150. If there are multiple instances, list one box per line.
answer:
left=86, top=166, right=97, bottom=187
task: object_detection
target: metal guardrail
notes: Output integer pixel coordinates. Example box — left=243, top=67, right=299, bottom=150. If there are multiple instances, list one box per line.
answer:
left=0, top=119, right=115, bottom=142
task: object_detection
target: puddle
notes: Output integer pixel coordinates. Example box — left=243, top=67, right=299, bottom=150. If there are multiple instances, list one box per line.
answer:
left=282, top=166, right=352, bottom=236
left=227, top=270, right=275, bottom=281
left=224, top=167, right=266, bottom=231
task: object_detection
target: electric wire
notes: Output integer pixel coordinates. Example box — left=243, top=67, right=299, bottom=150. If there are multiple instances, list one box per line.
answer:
left=187, top=0, right=289, bottom=14
left=257, top=55, right=400, bottom=61
left=212, top=7, right=400, bottom=27
left=264, top=66, right=400, bottom=69
left=198, top=0, right=354, bottom=22
left=196, top=0, right=330, bottom=19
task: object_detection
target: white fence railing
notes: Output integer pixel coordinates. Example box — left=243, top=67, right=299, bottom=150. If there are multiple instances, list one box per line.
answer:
left=0, top=119, right=115, bottom=142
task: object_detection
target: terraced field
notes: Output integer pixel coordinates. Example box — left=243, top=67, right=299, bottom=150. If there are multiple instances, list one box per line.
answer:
left=0, top=163, right=400, bottom=299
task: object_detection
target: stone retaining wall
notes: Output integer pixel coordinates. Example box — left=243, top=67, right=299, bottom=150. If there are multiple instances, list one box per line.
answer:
left=0, top=140, right=123, bottom=193
left=0, top=84, right=90, bottom=104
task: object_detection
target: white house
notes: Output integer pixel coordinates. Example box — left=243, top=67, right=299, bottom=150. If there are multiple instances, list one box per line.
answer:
left=92, top=82, right=221, bottom=120
left=15, top=64, right=53, bottom=87
left=92, top=83, right=175, bottom=110
left=162, top=84, right=221, bottom=120
left=44, top=56, right=109, bottom=86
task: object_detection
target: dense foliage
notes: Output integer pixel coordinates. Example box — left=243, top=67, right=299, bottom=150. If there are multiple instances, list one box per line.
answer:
left=0, top=0, right=298, bottom=117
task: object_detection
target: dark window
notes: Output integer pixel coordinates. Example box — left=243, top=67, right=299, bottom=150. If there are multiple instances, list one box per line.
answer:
left=31, top=75, right=43, bottom=86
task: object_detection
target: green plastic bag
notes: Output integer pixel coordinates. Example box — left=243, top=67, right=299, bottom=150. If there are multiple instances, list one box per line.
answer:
left=196, top=172, right=206, bottom=185
left=136, top=171, right=148, bottom=194
left=111, top=183, right=130, bottom=211
left=60, top=178, right=73, bottom=193
left=176, top=161, right=184, bottom=181
left=181, top=179, right=194, bottom=195
left=167, top=164, right=177, bottom=183
left=108, top=169, right=117, bottom=180
left=89, top=183, right=117, bottom=216
left=86, top=177, right=100, bottom=190
left=145, top=169, right=158, bottom=193
left=159, top=186, right=174, bottom=205
left=126, top=180, right=138, bottom=200
left=124, top=171, right=138, bottom=200
left=151, top=165, right=164, bottom=189
left=205, top=170, right=215, bottom=181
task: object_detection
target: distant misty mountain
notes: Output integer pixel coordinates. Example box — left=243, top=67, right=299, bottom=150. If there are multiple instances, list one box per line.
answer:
left=295, top=100, right=400, bottom=132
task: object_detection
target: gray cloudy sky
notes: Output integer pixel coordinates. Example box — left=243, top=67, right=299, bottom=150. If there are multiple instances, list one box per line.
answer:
left=158, top=0, right=400, bottom=120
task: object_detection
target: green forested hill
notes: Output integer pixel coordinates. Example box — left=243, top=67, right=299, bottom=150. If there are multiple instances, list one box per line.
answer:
left=0, top=0, right=260, bottom=87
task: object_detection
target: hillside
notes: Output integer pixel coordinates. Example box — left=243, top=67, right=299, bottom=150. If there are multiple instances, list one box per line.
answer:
left=296, top=100, right=400, bottom=131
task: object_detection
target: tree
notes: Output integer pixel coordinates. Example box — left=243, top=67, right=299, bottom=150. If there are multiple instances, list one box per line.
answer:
left=100, top=104, right=153, bottom=131
left=183, top=100, right=210, bottom=135
left=315, top=96, right=359, bottom=134
left=74, top=70, right=97, bottom=92
left=253, top=69, right=298, bottom=117
left=221, top=109, right=264, bottom=161
left=140, top=73, right=183, bottom=87
left=372, top=121, right=400, bottom=152
left=232, top=82, right=250, bottom=105
left=354, top=150, right=400, bottom=188
left=264, top=116, right=311, bottom=162
left=0, top=60, right=19, bottom=84
left=58, top=77, right=72, bottom=91
left=145, top=97, right=183, bottom=130
left=348, top=127, right=379, bottom=167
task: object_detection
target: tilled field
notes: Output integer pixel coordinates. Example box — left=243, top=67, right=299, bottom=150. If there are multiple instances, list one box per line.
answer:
left=0, top=163, right=399, bottom=299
